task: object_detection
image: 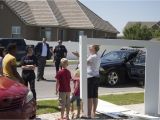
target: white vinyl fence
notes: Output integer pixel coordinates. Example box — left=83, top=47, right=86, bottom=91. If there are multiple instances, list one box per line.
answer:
left=80, top=35, right=160, bottom=117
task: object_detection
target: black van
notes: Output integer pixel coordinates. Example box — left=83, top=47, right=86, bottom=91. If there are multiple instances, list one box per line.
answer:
left=0, top=38, right=27, bottom=61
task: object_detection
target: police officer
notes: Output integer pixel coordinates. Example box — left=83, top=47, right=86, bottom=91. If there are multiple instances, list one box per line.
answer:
left=53, top=40, right=67, bottom=73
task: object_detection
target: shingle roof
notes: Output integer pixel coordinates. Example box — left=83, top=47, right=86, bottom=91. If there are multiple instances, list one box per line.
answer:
left=125, top=21, right=158, bottom=29
left=3, top=0, right=119, bottom=33
left=78, top=1, right=119, bottom=33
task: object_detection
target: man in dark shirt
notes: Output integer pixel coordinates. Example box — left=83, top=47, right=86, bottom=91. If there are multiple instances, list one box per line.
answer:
left=53, top=40, right=67, bottom=73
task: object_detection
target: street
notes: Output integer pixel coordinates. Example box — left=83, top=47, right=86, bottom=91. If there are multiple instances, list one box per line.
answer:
left=17, top=65, right=144, bottom=99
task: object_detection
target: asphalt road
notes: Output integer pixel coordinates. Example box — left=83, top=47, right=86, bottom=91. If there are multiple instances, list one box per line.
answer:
left=17, top=65, right=144, bottom=99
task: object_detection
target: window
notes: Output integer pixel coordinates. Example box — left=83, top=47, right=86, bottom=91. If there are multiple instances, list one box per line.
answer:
left=59, top=29, right=64, bottom=41
left=133, top=54, right=145, bottom=65
left=0, top=4, right=3, bottom=10
left=41, top=27, right=52, bottom=41
left=11, top=26, right=21, bottom=38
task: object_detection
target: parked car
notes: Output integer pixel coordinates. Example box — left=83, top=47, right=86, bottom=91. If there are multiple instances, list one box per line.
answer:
left=0, top=76, right=36, bottom=119
left=0, top=38, right=27, bottom=61
left=99, top=49, right=145, bottom=86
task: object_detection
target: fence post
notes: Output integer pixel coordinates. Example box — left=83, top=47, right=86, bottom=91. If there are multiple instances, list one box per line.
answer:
left=79, top=35, right=88, bottom=116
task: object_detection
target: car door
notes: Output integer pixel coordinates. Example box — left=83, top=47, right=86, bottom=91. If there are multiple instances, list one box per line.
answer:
left=127, top=53, right=145, bottom=80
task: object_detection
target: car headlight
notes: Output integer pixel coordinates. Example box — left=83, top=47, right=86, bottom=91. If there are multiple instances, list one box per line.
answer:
left=25, top=91, right=33, bottom=103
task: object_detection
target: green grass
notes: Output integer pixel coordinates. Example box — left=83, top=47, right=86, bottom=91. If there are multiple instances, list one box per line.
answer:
left=99, top=92, right=144, bottom=105
left=37, top=100, right=60, bottom=115
left=37, top=92, right=144, bottom=115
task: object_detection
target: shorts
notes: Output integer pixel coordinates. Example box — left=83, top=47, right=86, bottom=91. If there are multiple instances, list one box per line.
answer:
left=70, top=95, right=81, bottom=107
left=59, top=92, right=70, bottom=109
left=87, top=77, right=99, bottom=98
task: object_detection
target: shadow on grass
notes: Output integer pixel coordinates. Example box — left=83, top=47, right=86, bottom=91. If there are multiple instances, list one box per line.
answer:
left=37, top=105, right=60, bottom=111
left=40, top=79, right=56, bottom=82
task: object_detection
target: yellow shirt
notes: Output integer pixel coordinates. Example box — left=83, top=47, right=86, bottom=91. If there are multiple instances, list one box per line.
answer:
left=3, top=53, right=17, bottom=79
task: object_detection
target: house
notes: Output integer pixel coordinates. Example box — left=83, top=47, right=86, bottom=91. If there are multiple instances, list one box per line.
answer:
left=125, top=21, right=160, bottom=30
left=0, top=0, right=119, bottom=41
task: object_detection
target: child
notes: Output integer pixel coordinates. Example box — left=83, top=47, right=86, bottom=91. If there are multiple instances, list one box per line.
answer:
left=55, top=58, right=72, bottom=120
left=70, top=68, right=81, bottom=119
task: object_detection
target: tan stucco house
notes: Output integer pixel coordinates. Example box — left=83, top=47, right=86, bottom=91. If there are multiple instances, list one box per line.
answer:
left=0, top=0, right=119, bottom=41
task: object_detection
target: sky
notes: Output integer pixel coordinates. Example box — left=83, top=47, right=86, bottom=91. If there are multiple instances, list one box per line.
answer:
left=79, top=0, right=160, bottom=36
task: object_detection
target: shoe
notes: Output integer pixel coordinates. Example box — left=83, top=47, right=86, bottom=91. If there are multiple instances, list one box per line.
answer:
left=36, top=79, right=40, bottom=81
left=42, top=77, right=47, bottom=80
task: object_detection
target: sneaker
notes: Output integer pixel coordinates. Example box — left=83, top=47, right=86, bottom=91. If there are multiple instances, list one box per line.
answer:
left=42, top=77, right=47, bottom=80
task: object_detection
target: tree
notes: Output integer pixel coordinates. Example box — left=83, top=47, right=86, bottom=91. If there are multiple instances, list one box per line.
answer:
left=123, top=23, right=152, bottom=40
left=151, top=28, right=160, bottom=38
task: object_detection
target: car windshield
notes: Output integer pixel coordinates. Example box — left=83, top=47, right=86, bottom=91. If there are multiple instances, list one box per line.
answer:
left=102, top=51, right=130, bottom=61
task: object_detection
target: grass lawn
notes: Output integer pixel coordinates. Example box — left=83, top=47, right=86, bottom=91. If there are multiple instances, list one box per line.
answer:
left=37, top=92, right=144, bottom=115
left=99, top=92, right=144, bottom=105
left=37, top=100, right=60, bottom=115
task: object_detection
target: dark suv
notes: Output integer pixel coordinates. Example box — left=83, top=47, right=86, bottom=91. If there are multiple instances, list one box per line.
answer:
left=99, top=49, right=145, bottom=86
left=0, top=38, right=27, bottom=61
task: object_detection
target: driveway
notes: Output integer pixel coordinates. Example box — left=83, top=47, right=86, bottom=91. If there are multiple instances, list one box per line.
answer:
left=17, top=65, right=144, bottom=99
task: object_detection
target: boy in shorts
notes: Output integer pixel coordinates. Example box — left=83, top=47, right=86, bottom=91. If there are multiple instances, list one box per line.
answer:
left=55, top=58, right=72, bottom=120
left=70, top=68, right=81, bottom=119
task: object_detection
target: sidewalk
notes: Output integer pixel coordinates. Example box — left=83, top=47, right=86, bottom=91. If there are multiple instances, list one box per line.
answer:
left=37, top=101, right=160, bottom=120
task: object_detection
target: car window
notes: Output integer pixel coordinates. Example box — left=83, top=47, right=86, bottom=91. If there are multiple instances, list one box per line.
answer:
left=102, top=51, right=128, bottom=61
left=133, top=54, right=145, bottom=65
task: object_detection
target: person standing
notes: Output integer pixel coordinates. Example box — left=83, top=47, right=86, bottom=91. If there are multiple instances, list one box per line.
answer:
left=35, top=38, right=50, bottom=81
left=87, top=45, right=100, bottom=118
left=3, top=43, right=24, bottom=84
left=55, top=58, right=72, bottom=120
left=53, top=40, right=67, bottom=73
left=20, top=46, right=38, bottom=100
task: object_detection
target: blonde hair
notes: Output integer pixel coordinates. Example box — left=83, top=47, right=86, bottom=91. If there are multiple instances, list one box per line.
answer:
left=61, top=58, right=68, bottom=67
left=92, top=45, right=100, bottom=52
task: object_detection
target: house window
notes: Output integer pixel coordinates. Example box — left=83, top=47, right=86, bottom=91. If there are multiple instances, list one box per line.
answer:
left=11, top=26, right=21, bottom=38
left=0, top=4, right=3, bottom=10
left=41, top=27, right=52, bottom=41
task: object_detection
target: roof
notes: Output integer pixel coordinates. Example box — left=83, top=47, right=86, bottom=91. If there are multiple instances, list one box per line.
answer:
left=3, top=0, right=119, bottom=33
left=125, top=21, right=159, bottom=29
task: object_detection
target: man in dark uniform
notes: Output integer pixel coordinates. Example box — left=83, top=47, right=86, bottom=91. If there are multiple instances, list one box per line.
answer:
left=35, top=38, right=50, bottom=81
left=53, top=40, right=67, bottom=73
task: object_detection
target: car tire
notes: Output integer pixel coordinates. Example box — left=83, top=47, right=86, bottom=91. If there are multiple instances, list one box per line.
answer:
left=106, top=70, right=121, bottom=86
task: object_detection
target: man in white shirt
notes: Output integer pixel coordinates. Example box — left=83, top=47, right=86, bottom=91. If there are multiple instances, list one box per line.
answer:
left=35, top=38, right=50, bottom=81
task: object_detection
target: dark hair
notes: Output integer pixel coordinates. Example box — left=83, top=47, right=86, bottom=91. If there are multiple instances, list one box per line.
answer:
left=7, top=43, right=17, bottom=53
left=0, top=47, right=4, bottom=57
left=26, top=45, right=33, bottom=53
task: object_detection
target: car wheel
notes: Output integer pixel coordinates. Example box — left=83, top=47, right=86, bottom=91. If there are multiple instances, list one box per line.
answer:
left=107, top=70, right=120, bottom=86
